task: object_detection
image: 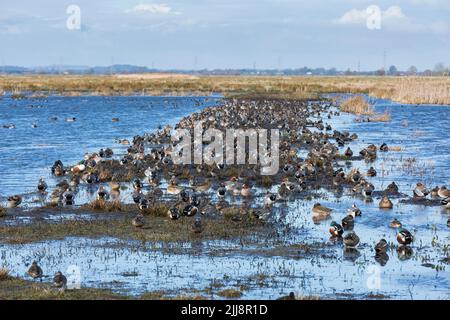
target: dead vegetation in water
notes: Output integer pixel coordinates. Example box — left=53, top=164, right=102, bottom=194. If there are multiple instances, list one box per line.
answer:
left=0, top=268, right=11, bottom=281
left=340, top=96, right=374, bottom=115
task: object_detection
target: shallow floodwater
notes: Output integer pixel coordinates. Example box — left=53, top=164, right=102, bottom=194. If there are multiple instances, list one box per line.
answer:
left=0, top=95, right=221, bottom=198
left=0, top=94, right=449, bottom=299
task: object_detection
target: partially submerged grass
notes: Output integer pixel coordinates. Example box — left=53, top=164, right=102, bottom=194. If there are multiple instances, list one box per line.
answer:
left=217, top=289, right=243, bottom=298
left=369, top=111, right=391, bottom=122
left=0, top=268, right=11, bottom=281
left=83, top=199, right=125, bottom=212
left=340, top=96, right=374, bottom=115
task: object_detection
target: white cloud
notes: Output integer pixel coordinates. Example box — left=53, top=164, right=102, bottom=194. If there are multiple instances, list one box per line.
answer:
left=127, top=3, right=182, bottom=15
left=337, top=6, right=405, bottom=25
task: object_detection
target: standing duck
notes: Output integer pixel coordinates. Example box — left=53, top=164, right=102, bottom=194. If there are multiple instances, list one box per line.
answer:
left=329, top=221, right=344, bottom=237
left=139, top=198, right=149, bottom=210
left=27, top=261, right=43, bottom=280
left=7, top=195, right=22, bottom=208
left=343, top=231, right=360, bottom=248
left=133, top=179, right=143, bottom=191
left=63, top=189, right=74, bottom=205
left=397, top=228, right=413, bottom=245
left=375, top=239, right=388, bottom=254
left=37, top=178, right=48, bottom=192
left=53, top=271, right=67, bottom=290
left=132, top=213, right=145, bottom=228
left=344, top=147, right=353, bottom=157
left=413, top=183, right=429, bottom=199
left=379, top=196, right=393, bottom=209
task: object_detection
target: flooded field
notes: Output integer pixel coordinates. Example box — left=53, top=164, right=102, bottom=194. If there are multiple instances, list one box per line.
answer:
left=0, top=94, right=448, bottom=300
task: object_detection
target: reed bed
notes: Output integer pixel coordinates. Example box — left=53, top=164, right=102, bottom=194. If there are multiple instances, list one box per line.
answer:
left=1, top=75, right=450, bottom=105
left=340, top=96, right=374, bottom=115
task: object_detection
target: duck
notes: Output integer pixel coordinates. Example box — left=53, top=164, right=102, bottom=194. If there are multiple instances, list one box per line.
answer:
left=63, top=189, right=74, bottom=205
left=224, top=177, right=239, bottom=192
left=312, top=203, right=332, bottom=220
left=380, top=143, right=389, bottom=151
left=344, top=147, right=353, bottom=157
left=343, top=231, right=360, bottom=248
left=276, top=292, right=296, bottom=300
left=27, top=261, right=43, bottom=279
left=190, top=194, right=201, bottom=207
left=183, top=204, right=198, bottom=217
left=37, top=178, right=48, bottom=192
left=397, top=228, right=413, bottom=245
left=375, top=239, right=388, bottom=254
left=84, top=172, right=98, bottom=184
left=96, top=186, right=109, bottom=200
left=51, top=160, right=65, bottom=176
left=341, top=215, right=354, bottom=230
left=133, top=179, right=143, bottom=191
left=167, top=207, right=180, bottom=220
left=240, top=184, right=252, bottom=197
left=132, top=191, right=142, bottom=204
left=217, top=186, right=227, bottom=199
left=413, top=183, right=429, bottom=199
left=329, top=221, right=344, bottom=237
left=53, top=271, right=67, bottom=290
left=437, top=186, right=450, bottom=199
left=192, top=217, right=203, bottom=234
left=193, top=179, right=212, bottom=193
left=132, top=213, right=145, bottom=228
left=109, top=181, right=120, bottom=191
left=447, top=218, right=450, bottom=228
left=347, top=204, right=362, bottom=217
left=367, top=166, right=377, bottom=177
left=7, top=195, right=22, bottom=208
left=379, top=196, right=393, bottom=209
left=71, top=163, right=86, bottom=174
left=264, top=192, right=277, bottom=207
left=390, top=218, right=402, bottom=229
left=385, top=182, right=399, bottom=194
left=442, top=197, right=450, bottom=209
left=139, top=198, right=149, bottom=210
left=167, top=179, right=182, bottom=195
left=362, top=182, right=375, bottom=197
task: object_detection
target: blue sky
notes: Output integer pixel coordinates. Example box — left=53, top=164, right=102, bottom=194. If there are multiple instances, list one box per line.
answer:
left=0, top=0, right=449, bottom=70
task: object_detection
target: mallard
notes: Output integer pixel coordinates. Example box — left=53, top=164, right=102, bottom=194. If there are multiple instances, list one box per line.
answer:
left=7, top=195, right=22, bottom=208
left=375, top=252, right=389, bottom=266
left=240, top=184, right=252, bottom=197
left=329, top=221, right=344, bottom=237
left=379, top=196, right=393, bottom=209
left=375, top=239, right=388, bottom=254
left=349, top=170, right=361, bottom=184
left=192, top=217, right=203, bottom=234
left=132, top=191, right=142, bottom=204
left=344, top=147, right=353, bottom=157
left=96, top=186, right=109, bottom=200
left=224, top=177, right=239, bottom=192
left=168, top=207, right=180, bottom=220
left=183, top=204, right=198, bottom=217
left=37, top=178, right=48, bottom=192
left=390, top=218, right=402, bottom=229
left=341, top=215, right=354, bottom=230
left=53, top=271, right=67, bottom=290
left=85, top=172, right=98, bottom=184
left=312, top=203, right=332, bottom=220
left=343, top=231, right=360, bottom=248
left=385, top=182, right=399, bottom=194
left=367, top=166, right=377, bottom=177
left=347, top=204, right=361, bottom=217
left=437, top=186, right=450, bottom=199
left=51, top=160, right=65, bottom=176
left=27, top=261, right=43, bottom=279
left=397, top=228, right=413, bottom=245
left=132, top=213, right=145, bottom=228
left=397, top=245, right=413, bottom=261
left=413, top=182, right=429, bottom=199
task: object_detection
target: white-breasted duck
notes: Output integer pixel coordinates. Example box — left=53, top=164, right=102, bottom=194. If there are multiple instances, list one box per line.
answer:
left=347, top=204, right=362, bottom=217
left=37, top=178, right=48, bottom=192
left=7, top=195, right=22, bottom=208
left=329, top=221, right=344, bottom=237
left=437, top=186, right=450, bottom=199
left=413, top=183, right=429, bottom=199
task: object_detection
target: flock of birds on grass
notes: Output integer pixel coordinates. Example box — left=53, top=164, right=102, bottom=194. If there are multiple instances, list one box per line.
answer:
left=2, top=98, right=450, bottom=292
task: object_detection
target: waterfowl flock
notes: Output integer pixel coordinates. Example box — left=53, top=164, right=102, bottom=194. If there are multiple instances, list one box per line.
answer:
left=1, top=97, right=449, bottom=296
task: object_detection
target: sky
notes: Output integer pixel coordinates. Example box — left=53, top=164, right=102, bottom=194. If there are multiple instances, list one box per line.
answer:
left=0, top=0, right=449, bottom=70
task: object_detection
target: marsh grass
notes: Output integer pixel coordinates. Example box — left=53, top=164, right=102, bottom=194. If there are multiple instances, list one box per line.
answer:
left=0, top=268, right=11, bottom=281
left=217, top=288, right=243, bottom=298
left=340, top=96, right=374, bottom=115
left=0, top=205, right=7, bottom=217
left=369, top=111, right=392, bottom=122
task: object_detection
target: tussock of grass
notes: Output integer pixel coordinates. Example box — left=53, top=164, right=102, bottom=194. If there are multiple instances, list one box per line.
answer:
left=0, top=268, right=11, bottom=281
left=141, top=204, right=169, bottom=217
left=369, top=111, right=391, bottom=122
left=340, top=96, right=374, bottom=115
left=84, top=199, right=125, bottom=212
left=217, top=289, right=243, bottom=298
left=0, top=205, right=7, bottom=217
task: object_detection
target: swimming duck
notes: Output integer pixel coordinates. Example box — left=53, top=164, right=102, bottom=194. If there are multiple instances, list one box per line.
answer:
left=51, top=160, right=65, bottom=176
left=277, top=292, right=296, bottom=300
left=132, top=213, right=145, bottom=228
left=312, top=203, right=332, bottom=220
left=85, top=172, right=98, bottom=184
left=96, top=186, right=109, bottom=200
left=375, top=252, right=389, bottom=266
left=167, top=178, right=182, bottom=195
left=341, top=215, right=355, bottom=230
left=380, top=143, right=389, bottom=151
left=192, top=217, right=203, bottom=234
left=375, top=239, right=388, bottom=254
left=367, top=166, right=377, bottom=177
left=71, top=163, right=86, bottom=174
left=193, top=179, right=212, bottom=193
left=37, top=178, right=48, bottom=192
left=63, top=189, right=74, bottom=205
left=329, top=221, right=344, bottom=237
left=343, top=231, right=360, bottom=248
left=179, top=189, right=190, bottom=203
left=362, top=182, right=375, bottom=197
left=66, top=117, right=76, bottom=122
left=183, top=204, right=198, bottom=217
left=397, top=245, right=413, bottom=261
left=437, top=186, right=450, bottom=199
left=379, top=196, right=393, bottom=209
left=53, top=271, right=67, bottom=290
left=385, top=182, right=399, bottom=194
left=390, top=218, right=402, bottom=229
left=168, top=206, right=180, bottom=220
left=441, top=197, right=450, bottom=209
left=132, top=191, right=142, bottom=204
left=413, top=183, right=429, bottom=199
left=344, top=147, right=353, bottom=157
left=397, top=228, right=413, bottom=245
left=27, top=261, right=43, bottom=279
left=347, top=204, right=362, bottom=217
left=7, top=195, right=22, bottom=208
